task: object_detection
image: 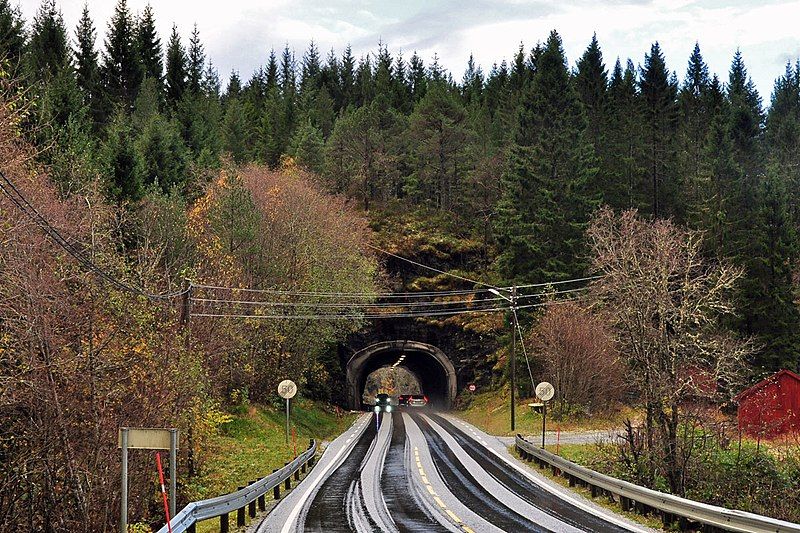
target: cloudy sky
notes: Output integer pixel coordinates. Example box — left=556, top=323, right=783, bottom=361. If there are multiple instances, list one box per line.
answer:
left=14, top=0, right=800, bottom=100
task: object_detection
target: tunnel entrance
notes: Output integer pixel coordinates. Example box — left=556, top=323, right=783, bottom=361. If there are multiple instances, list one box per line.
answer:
left=346, top=340, right=457, bottom=410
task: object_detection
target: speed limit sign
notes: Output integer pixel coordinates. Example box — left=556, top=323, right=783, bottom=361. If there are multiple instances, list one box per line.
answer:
left=278, top=379, right=297, bottom=399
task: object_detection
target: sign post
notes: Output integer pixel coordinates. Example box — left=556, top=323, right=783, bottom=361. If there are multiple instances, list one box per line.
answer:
left=535, top=382, right=554, bottom=449
left=278, top=380, right=298, bottom=445
left=119, top=428, right=178, bottom=533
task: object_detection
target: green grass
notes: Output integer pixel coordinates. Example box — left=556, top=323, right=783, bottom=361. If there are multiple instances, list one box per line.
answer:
left=184, top=398, right=357, bottom=533
left=456, top=387, right=638, bottom=437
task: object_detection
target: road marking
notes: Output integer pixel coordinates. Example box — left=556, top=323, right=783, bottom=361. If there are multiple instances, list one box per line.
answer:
left=278, top=416, right=370, bottom=533
left=447, top=415, right=650, bottom=533
left=405, top=416, right=475, bottom=533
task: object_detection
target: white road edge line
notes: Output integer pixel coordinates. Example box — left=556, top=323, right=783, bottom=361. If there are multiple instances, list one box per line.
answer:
left=445, top=415, right=651, bottom=533
left=279, top=415, right=370, bottom=533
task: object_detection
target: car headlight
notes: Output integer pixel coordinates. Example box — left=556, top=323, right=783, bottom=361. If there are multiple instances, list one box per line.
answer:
left=374, top=405, right=380, bottom=413
left=386, top=405, right=392, bottom=412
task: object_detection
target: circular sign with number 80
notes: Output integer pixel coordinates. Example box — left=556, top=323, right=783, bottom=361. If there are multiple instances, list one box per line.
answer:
left=278, top=379, right=297, bottom=399
left=535, top=381, right=554, bottom=402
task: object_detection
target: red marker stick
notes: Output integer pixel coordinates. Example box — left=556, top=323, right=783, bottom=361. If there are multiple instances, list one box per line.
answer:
left=156, top=452, right=173, bottom=533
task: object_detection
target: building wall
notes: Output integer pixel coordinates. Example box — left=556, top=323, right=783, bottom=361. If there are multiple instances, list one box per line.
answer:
left=738, top=372, right=800, bottom=438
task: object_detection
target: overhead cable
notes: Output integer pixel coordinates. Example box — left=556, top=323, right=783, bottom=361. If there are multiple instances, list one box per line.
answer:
left=365, top=242, right=499, bottom=290
left=0, top=169, right=186, bottom=301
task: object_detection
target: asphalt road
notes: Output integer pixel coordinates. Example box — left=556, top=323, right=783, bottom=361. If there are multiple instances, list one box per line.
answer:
left=257, top=410, right=652, bottom=533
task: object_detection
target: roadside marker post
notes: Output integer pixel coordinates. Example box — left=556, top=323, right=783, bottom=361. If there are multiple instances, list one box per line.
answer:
left=155, top=452, right=172, bottom=533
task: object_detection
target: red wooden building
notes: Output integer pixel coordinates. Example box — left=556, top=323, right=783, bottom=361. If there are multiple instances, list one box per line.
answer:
left=735, top=369, right=800, bottom=439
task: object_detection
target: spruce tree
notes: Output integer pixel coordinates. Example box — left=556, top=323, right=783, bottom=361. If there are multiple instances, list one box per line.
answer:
left=289, top=119, right=324, bottom=172
left=462, top=54, right=484, bottom=106
left=164, top=25, right=187, bottom=107
left=300, top=40, right=321, bottom=94
left=221, top=96, right=250, bottom=163
left=135, top=4, right=162, bottom=87
left=409, top=52, right=427, bottom=102
left=393, top=52, right=412, bottom=113
left=0, top=0, right=26, bottom=74
left=676, top=43, right=712, bottom=224
left=574, top=34, right=608, bottom=200
left=74, top=5, right=101, bottom=118
left=739, top=170, right=800, bottom=371
left=226, top=70, right=241, bottom=99
left=134, top=113, right=188, bottom=192
left=187, top=24, right=204, bottom=93
left=495, top=30, right=597, bottom=282
left=373, top=41, right=393, bottom=104
left=102, top=110, right=141, bottom=201
left=766, top=63, right=800, bottom=224
left=265, top=49, right=279, bottom=91
left=340, top=45, right=355, bottom=109
left=27, top=0, right=69, bottom=80
left=354, top=55, right=373, bottom=106
left=101, top=0, right=141, bottom=106
left=639, top=42, right=677, bottom=217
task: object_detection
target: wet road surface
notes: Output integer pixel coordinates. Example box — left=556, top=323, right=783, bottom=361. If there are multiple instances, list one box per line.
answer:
left=257, top=411, right=650, bottom=533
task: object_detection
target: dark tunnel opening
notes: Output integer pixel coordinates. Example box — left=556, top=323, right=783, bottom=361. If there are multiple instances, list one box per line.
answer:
left=346, top=340, right=457, bottom=410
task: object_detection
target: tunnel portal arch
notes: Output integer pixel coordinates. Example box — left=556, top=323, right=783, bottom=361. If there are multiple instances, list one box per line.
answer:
left=346, top=340, right=457, bottom=410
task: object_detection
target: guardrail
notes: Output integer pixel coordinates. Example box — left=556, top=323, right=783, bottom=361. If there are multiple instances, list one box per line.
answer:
left=155, top=439, right=317, bottom=533
left=515, top=435, right=800, bottom=533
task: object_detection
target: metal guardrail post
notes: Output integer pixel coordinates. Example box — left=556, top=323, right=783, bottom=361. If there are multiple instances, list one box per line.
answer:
left=273, top=469, right=280, bottom=500
left=258, top=492, right=266, bottom=512
left=236, top=486, right=246, bottom=526
left=284, top=463, right=291, bottom=490
left=248, top=481, right=257, bottom=518
left=220, top=512, right=229, bottom=533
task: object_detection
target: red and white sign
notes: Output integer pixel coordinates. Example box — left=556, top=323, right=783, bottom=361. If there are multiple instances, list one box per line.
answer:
left=468, top=384, right=476, bottom=392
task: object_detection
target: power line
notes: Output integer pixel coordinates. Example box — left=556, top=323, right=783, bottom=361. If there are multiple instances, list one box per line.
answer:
left=0, top=169, right=186, bottom=301
left=188, top=296, right=507, bottom=309
left=189, top=296, right=587, bottom=320
left=191, top=282, right=490, bottom=299
left=365, top=242, right=499, bottom=290
left=513, top=275, right=603, bottom=290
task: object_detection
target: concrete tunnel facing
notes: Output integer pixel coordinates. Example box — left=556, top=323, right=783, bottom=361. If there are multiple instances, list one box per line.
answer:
left=346, top=340, right=458, bottom=410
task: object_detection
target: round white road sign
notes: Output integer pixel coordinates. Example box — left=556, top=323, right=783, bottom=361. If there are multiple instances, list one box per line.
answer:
left=278, top=379, right=298, bottom=399
left=536, top=381, right=555, bottom=402
left=468, top=384, right=476, bottom=392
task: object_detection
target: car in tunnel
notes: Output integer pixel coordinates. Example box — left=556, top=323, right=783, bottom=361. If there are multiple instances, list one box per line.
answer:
left=374, top=393, right=393, bottom=413
left=398, top=394, right=428, bottom=407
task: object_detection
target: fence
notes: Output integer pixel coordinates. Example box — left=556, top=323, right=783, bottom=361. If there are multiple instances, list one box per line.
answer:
left=155, top=439, right=317, bottom=533
left=515, top=435, right=800, bottom=533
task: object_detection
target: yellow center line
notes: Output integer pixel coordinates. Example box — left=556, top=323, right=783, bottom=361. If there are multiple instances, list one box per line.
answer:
left=413, top=438, right=473, bottom=531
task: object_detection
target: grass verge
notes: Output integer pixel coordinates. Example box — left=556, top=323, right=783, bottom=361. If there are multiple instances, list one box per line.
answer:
left=456, top=386, right=638, bottom=436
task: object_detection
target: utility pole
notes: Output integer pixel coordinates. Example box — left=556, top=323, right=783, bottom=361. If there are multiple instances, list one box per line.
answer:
left=510, top=285, right=517, bottom=432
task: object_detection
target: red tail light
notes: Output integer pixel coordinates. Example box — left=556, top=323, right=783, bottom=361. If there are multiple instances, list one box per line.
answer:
left=423, top=396, right=428, bottom=403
